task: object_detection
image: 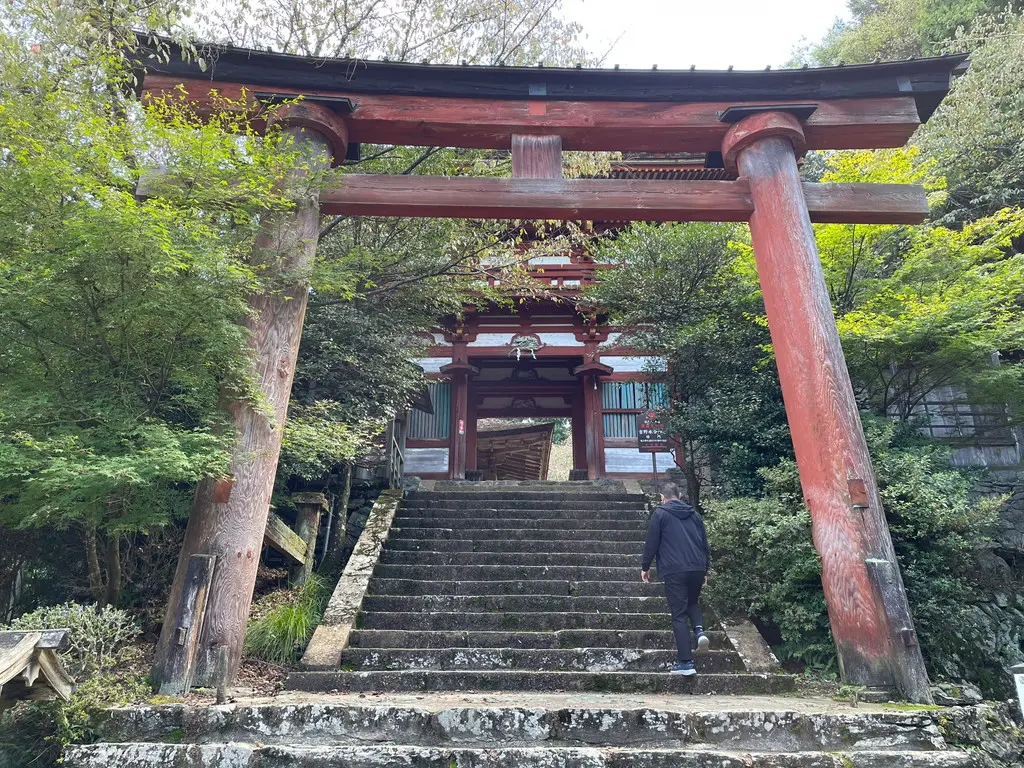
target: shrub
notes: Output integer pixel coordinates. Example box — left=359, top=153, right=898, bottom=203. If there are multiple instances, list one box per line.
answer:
left=244, top=575, right=330, bottom=664
left=0, top=603, right=148, bottom=767
left=6, top=602, right=142, bottom=678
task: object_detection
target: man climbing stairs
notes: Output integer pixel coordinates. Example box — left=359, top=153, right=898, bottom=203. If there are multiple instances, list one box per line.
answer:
left=289, top=481, right=793, bottom=694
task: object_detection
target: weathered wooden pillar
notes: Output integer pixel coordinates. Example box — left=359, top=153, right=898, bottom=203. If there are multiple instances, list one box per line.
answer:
left=441, top=347, right=476, bottom=480
left=571, top=382, right=588, bottom=474
left=581, top=374, right=603, bottom=479
left=290, top=493, right=327, bottom=586
left=153, top=103, right=348, bottom=689
left=465, top=383, right=479, bottom=473
left=722, top=111, right=932, bottom=703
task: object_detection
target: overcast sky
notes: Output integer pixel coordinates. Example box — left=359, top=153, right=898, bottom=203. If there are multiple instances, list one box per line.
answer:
left=561, top=0, right=852, bottom=70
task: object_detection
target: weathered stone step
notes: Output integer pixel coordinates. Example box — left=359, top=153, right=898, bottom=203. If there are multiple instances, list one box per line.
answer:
left=367, top=578, right=667, bottom=597
left=380, top=550, right=642, bottom=568
left=339, top=647, right=743, bottom=673
left=361, top=594, right=668, bottom=615
left=286, top=670, right=797, bottom=695
left=393, top=517, right=647, bottom=531
left=385, top=539, right=644, bottom=555
left=374, top=564, right=644, bottom=582
left=390, top=528, right=647, bottom=542
left=408, top=491, right=640, bottom=501
left=90, top=702, right=952, bottom=753
left=359, top=611, right=684, bottom=632
left=347, top=629, right=731, bottom=650
left=400, top=500, right=647, bottom=513
left=66, top=743, right=970, bottom=768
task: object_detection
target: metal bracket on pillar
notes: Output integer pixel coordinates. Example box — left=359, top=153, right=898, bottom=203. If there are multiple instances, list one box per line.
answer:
left=717, top=103, right=818, bottom=123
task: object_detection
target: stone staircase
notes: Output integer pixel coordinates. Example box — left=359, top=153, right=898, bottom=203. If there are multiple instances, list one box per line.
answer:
left=64, top=482, right=985, bottom=768
left=288, top=482, right=794, bottom=694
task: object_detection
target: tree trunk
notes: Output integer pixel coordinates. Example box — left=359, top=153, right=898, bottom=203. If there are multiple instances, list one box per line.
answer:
left=319, top=463, right=353, bottom=580
left=103, top=533, right=121, bottom=608
left=83, top=523, right=104, bottom=604
left=152, top=124, right=336, bottom=689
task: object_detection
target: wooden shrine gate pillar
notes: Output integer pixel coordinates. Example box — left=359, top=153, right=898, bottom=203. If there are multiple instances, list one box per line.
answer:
left=152, top=103, right=348, bottom=692
left=441, top=351, right=477, bottom=480
left=722, top=112, right=932, bottom=703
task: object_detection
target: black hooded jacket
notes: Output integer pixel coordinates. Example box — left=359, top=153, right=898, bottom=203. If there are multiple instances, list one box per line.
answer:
left=642, top=499, right=711, bottom=577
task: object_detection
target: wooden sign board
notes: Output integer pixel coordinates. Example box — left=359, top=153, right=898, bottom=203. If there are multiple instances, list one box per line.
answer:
left=637, top=411, right=669, bottom=453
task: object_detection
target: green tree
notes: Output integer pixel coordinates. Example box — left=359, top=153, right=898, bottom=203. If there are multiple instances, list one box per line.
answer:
left=916, top=10, right=1024, bottom=222
left=705, top=418, right=1002, bottom=689
left=0, top=1, right=303, bottom=606
left=589, top=222, right=790, bottom=504
left=814, top=150, right=1024, bottom=422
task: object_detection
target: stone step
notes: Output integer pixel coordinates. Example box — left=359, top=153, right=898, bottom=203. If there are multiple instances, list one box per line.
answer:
left=359, top=611, right=685, bottom=632
left=400, top=500, right=648, bottom=513
left=374, top=564, right=643, bottom=582
left=379, top=550, right=643, bottom=568
left=66, top=743, right=971, bottom=768
left=347, top=629, right=731, bottom=650
left=286, top=670, right=798, bottom=695
left=384, top=539, right=644, bottom=555
left=407, top=491, right=641, bottom=502
left=367, top=579, right=668, bottom=597
left=361, top=594, right=669, bottom=615
left=390, top=528, right=647, bottom=542
left=393, top=517, right=647, bottom=531
left=90, top=702, right=952, bottom=754
left=339, top=647, right=744, bottom=673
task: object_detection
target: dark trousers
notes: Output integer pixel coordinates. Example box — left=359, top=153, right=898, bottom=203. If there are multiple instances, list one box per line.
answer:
left=663, top=571, right=705, bottom=663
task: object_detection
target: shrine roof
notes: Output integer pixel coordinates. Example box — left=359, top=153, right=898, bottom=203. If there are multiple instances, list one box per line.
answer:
left=138, top=38, right=967, bottom=122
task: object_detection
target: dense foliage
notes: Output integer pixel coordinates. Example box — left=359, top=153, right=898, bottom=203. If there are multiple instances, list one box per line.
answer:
left=705, top=419, right=1002, bottom=688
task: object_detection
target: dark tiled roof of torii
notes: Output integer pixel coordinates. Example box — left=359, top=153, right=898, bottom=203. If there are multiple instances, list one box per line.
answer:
left=137, top=35, right=967, bottom=122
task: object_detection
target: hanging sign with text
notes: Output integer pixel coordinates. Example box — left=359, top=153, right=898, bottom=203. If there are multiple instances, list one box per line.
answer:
left=637, top=411, right=669, bottom=453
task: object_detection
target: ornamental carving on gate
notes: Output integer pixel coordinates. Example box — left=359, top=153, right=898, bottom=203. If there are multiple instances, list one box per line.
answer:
left=508, top=332, right=544, bottom=361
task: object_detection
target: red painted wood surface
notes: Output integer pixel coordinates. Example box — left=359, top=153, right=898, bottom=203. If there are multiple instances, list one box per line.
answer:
left=734, top=121, right=931, bottom=702
left=318, top=175, right=928, bottom=225
left=512, top=135, right=563, bottom=179
left=571, top=383, right=588, bottom=473
left=466, top=385, right=479, bottom=473
left=143, top=76, right=922, bottom=153
left=446, top=344, right=472, bottom=480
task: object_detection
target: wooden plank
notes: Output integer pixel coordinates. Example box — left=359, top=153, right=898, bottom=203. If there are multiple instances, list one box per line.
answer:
left=290, top=494, right=326, bottom=586
left=0, top=630, right=67, bottom=651
left=318, top=175, right=929, bottom=224
left=143, top=76, right=922, bottom=153
left=155, top=554, right=216, bottom=697
left=513, top=135, right=563, bottom=179
left=264, top=512, right=308, bottom=565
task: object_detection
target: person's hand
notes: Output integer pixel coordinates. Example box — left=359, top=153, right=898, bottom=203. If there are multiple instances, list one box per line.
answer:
left=641, top=570, right=650, bottom=583
left=703, top=574, right=709, bottom=587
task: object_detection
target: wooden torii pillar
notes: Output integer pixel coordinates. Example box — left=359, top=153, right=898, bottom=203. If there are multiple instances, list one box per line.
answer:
left=722, top=111, right=931, bottom=702
left=152, top=103, right=349, bottom=691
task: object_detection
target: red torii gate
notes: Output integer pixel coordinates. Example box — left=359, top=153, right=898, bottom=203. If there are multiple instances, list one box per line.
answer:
left=141, top=41, right=966, bottom=703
